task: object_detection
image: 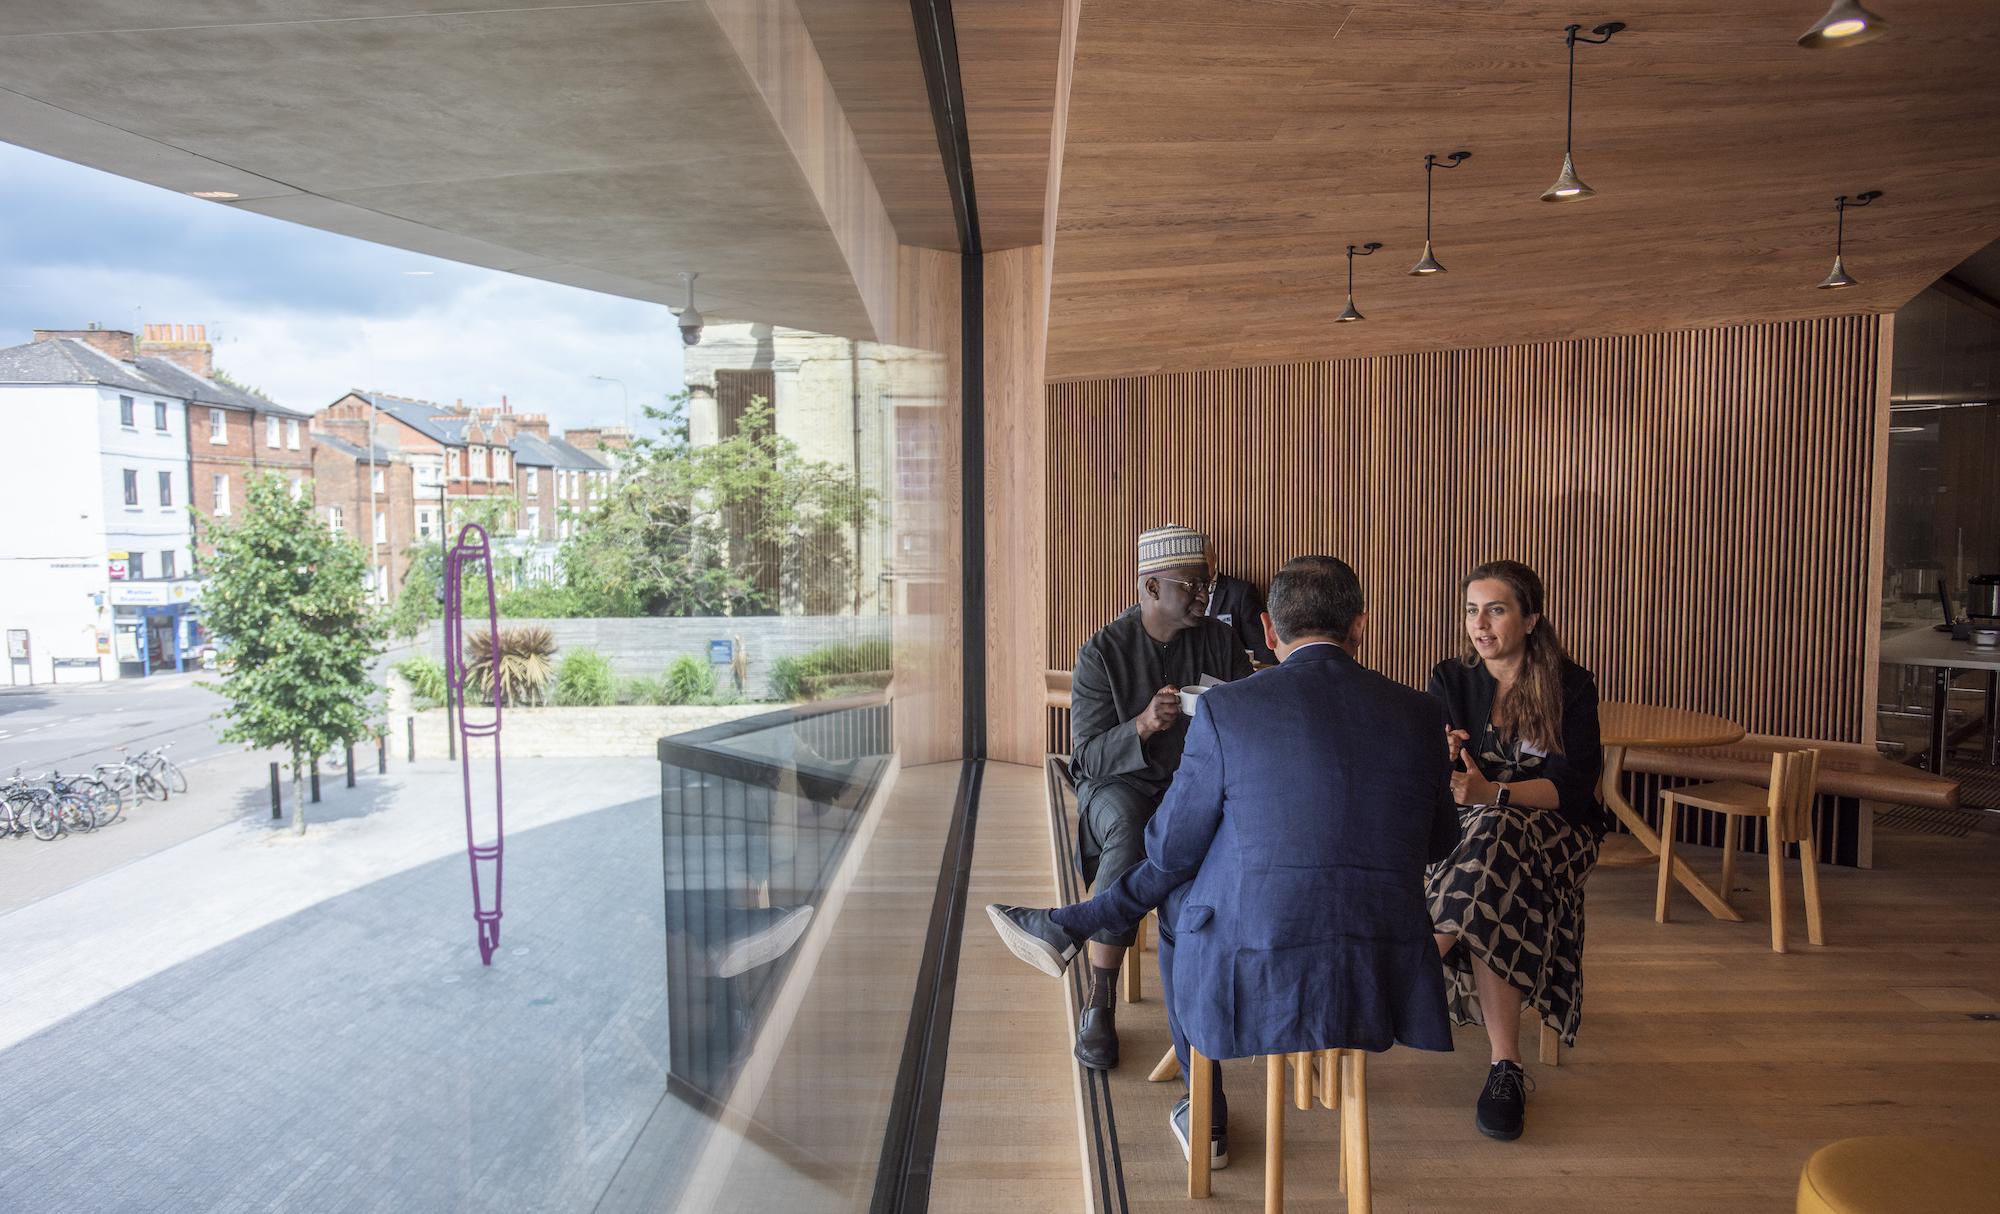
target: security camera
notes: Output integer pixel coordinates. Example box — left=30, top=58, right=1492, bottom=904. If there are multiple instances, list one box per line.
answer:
left=675, top=271, right=703, bottom=347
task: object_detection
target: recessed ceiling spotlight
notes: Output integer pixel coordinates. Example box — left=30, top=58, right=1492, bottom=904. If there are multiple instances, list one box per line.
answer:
left=188, top=190, right=239, bottom=200
left=1798, top=0, right=1885, bottom=49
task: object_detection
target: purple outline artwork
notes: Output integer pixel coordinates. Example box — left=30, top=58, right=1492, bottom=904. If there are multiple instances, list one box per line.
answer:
left=444, top=523, right=506, bottom=965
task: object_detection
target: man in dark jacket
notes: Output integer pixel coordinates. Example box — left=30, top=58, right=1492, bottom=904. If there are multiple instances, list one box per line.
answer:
left=991, top=556, right=1460, bottom=1168
left=1065, top=524, right=1253, bottom=1071
left=1204, top=542, right=1277, bottom=666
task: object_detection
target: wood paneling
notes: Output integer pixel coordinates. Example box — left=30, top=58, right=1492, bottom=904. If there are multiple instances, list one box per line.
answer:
left=1048, top=315, right=1886, bottom=744
left=984, top=246, right=1052, bottom=765
left=1044, top=1, right=2000, bottom=380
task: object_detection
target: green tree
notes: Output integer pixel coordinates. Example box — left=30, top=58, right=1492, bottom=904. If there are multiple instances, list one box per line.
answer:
left=381, top=495, right=524, bottom=639
left=202, top=473, right=384, bottom=835
left=558, top=394, right=872, bottom=616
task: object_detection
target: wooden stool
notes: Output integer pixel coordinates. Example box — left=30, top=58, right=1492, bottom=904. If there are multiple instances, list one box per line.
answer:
left=1123, top=910, right=1152, bottom=1002
left=1796, top=1136, right=2000, bottom=1213
left=1657, top=748, right=1825, bottom=952
left=1186, top=1046, right=1370, bottom=1213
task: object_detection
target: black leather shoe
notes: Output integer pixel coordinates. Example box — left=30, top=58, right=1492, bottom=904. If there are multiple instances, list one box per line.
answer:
left=1169, top=1094, right=1229, bottom=1169
left=986, top=904, right=1084, bottom=977
left=1074, top=1005, right=1119, bottom=1070
left=1475, top=1060, right=1533, bottom=1141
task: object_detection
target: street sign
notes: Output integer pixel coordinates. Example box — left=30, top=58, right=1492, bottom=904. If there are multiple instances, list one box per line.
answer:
left=708, top=639, right=734, bottom=664
left=6, top=629, right=27, bottom=661
left=107, top=551, right=128, bottom=581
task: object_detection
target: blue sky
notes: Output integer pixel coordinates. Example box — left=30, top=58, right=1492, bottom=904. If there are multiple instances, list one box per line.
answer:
left=0, top=140, right=683, bottom=435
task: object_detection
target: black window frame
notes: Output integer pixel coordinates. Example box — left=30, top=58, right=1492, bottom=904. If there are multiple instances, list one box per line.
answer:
left=119, top=395, right=135, bottom=428
left=122, top=468, right=139, bottom=506
left=157, top=469, right=173, bottom=507
left=154, top=400, right=169, bottom=431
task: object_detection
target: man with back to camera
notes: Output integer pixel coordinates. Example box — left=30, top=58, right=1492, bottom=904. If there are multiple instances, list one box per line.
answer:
left=990, top=556, right=1460, bottom=1167
left=1063, top=524, right=1253, bottom=1071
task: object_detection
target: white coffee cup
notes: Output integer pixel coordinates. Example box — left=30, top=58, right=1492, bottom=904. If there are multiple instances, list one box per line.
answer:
left=1177, top=685, right=1207, bottom=716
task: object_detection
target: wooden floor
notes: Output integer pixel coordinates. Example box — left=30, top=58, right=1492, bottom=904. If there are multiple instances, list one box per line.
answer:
left=936, top=788, right=2000, bottom=1213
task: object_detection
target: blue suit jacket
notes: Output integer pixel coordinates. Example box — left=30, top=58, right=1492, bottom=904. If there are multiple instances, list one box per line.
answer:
left=1144, top=643, right=1461, bottom=1058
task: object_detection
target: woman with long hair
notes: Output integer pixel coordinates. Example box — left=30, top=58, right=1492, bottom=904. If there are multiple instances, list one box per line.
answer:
left=1426, top=560, right=1605, bottom=1142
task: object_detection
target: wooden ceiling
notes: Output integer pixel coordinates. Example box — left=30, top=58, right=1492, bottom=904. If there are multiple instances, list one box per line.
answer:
left=1041, top=1, right=2000, bottom=381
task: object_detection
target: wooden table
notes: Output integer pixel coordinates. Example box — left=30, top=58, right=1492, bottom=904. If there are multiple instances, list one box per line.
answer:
left=1598, top=702, right=1747, bottom=921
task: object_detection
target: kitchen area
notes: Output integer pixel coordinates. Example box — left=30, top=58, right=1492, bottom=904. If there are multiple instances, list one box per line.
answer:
left=1881, top=239, right=2000, bottom=793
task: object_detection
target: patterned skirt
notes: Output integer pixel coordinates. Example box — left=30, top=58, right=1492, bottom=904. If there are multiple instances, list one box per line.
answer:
left=1426, top=803, right=1598, bottom=1046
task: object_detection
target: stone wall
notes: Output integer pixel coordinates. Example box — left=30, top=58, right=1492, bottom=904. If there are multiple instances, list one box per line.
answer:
left=406, top=703, right=772, bottom=759
left=394, top=615, right=891, bottom=699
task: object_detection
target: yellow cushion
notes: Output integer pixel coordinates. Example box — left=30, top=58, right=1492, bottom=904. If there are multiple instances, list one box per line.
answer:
left=1798, top=1137, right=2000, bottom=1214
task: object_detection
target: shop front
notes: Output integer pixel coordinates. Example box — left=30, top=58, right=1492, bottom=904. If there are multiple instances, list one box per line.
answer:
left=109, top=581, right=203, bottom=677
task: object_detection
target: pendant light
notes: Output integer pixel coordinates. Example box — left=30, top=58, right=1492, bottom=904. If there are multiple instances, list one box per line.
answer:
left=1410, top=151, right=1471, bottom=275
left=1816, top=191, right=1881, bottom=290
left=1798, top=0, right=1885, bottom=49
left=1541, top=21, right=1626, bottom=203
left=1336, top=243, right=1383, bottom=322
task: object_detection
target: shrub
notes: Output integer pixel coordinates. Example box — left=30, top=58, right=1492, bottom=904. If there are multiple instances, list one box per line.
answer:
left=554, top=649, right=617, bottom=707
left=769, top=638, right=892, bottom=702
left=619, top=674, right=668, bottom=706
left=664, top=654, right=716, bottom=705
left=464, top=625, right=559, bottom=706
left=394, top=656, right=447, bottom=708
left=498, top=583, right=590, bottom=618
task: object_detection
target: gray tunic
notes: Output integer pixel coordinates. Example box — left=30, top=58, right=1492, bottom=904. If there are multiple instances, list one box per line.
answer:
left=1069, top=605, right=1253, bottom=816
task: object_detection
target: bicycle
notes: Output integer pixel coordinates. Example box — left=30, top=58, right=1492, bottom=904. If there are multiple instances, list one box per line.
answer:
left=96, top=753, right=166, bottom=805
left=131, top=744, right=187, bottom=798
left=1, top=772, right=89, bottom=840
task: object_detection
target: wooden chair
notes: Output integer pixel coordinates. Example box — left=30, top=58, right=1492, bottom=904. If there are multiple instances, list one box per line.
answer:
left=1185, top=1045, right=1371, bottom=1213
left=1655, top=748, right=1825, bottom=952
left=1123, top=910, right=1153, bottom=1002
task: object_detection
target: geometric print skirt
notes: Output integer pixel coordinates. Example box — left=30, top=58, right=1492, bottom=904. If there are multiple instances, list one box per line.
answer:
left=1426, top=803, right=1599, bottom=1047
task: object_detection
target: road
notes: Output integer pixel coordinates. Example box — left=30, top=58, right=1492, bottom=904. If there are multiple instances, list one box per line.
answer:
left=0, top=670, right=235, bottom=776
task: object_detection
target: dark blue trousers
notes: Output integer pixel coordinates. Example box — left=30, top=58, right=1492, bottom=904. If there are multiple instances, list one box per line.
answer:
left=1050, top=860, right=1227, bottom=1127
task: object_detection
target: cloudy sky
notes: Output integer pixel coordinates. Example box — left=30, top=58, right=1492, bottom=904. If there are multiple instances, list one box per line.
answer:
left=0, top=140, right=683, bottom=435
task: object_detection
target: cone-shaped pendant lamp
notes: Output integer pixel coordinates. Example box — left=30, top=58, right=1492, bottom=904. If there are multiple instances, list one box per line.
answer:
left=1541, top=22, right=1624, bottom=202
left=1816, top=191, right=1881, bottom=289
left=1410, top=151, right=1471, bottom=275
left=1798, top=0, right=1885, bottom=49
left=1336, top=243, right=1382, bottom=322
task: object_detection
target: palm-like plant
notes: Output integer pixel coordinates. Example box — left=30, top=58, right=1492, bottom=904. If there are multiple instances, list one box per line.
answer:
left=463, top=626, right=558, bottom=706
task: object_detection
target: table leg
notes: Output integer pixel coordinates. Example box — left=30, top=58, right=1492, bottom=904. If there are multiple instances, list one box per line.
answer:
left=1597, top=744, right=1745, bottom=922
left=1986, top=672, right=1997, bottom=768
left=1930, top=667, right=1951, bottom=775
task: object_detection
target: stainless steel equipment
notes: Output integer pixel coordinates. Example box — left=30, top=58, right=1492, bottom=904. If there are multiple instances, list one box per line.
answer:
left=1902, top=562, right=1945, bottom=599
left=1967, top=573, right=2000, bottom=622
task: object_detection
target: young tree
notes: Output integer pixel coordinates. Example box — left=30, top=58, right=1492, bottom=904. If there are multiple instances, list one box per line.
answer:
left=202, top=473, right=384, bottom=834
left=558, top=394, right=873, bottom=616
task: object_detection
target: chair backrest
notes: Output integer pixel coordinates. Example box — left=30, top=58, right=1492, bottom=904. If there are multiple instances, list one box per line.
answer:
left=1764, top=748, right=1821, bottom=843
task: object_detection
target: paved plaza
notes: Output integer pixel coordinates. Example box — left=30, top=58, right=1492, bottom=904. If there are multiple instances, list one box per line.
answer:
left=0, top=757, right=708, bottom=1213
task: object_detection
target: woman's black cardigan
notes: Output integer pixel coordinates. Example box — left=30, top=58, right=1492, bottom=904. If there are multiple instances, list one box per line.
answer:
left=1425, top=656, right=1609, bottom=837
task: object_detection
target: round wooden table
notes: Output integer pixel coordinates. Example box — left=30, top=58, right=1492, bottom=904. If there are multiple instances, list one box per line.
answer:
left=1596, top=702, right=1747, bottom=921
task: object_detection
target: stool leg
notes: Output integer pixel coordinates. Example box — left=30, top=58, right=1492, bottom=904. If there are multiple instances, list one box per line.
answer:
left=1538, top=1022, right=1560, bottom=1067
left=1189, top=1046, right=1212, bottom=1199
left=1266, top=1055, right=1285, bottom=1214
left=1148, top=1048, right=1181, bottom=1083
left=1292, top=1051, right=1311, bottom=1111
left=1332, top=1051, right=1346, bottom=1194
left=1317, top=1047, right=1337, bottom=1110
left=1341, top=1050, right=1370, bottom=1214
left=1123, top=916, right=1143, bottom=1003
left=1654, top=796, right=1678, bottom=922
left=1718, top=813, right=1738, bottom=904
left=1766, top=818, right=1789, bottom=954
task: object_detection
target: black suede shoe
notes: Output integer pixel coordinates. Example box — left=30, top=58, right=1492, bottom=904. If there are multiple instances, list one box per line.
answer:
left=1074, top=1005, right=1119, bottom=1070
left=986, top=904, right=1084, bottom=977
left=1475, top=1060, right=1533, bottom=1141
left=1169, top=1094, right=1229, bottom=1169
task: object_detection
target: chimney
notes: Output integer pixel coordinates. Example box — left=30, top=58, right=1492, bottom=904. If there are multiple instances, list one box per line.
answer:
left=515, top=412, right=551, bottom=438
left=135, top=322, right=215, bottom=376
left=564, top=427, right=602, bottom=450
left=34, top=327, right=138, bottom=362
left=501, top=394, right=511, bottom=413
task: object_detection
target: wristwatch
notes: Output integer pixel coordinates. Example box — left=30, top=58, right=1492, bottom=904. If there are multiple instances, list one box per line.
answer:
left=1494, top=784, right=1512, bottom=808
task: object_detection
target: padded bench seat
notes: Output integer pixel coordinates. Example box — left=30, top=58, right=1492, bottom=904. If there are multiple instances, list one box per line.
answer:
left=1624, top=735, right=1959, bottom=810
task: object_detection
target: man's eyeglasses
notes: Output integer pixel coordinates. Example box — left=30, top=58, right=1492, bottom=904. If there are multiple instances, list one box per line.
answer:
left=1153, top=576, right=1210, bottom=600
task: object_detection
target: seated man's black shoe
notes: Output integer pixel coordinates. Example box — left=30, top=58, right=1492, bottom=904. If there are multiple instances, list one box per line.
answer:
left=1475, top=1059, right=1533, bottom=1141
left=1169, top=1094, right=1229, bottom=1169
left=985, top=903, right=1084, bottom=977
left=1073, top=1005, right=1119, bottom=1070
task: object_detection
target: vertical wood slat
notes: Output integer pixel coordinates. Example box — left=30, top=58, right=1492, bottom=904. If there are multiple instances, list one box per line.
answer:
left=1045, top=315, right=1884, bottom=746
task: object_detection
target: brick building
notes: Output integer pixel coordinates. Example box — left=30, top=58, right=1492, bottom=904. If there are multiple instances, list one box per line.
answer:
left=132, top=324, right=314, bottom=544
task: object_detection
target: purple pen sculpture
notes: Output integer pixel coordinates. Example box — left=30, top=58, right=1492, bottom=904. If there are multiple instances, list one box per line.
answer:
left=444, top=523, right=505, bottom=966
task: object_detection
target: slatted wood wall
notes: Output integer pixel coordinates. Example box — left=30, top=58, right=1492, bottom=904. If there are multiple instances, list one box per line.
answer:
left=1047, top=315, right=1887, bottom=743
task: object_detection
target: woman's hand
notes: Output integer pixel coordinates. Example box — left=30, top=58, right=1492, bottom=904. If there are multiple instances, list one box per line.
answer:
left=1445, top=727, right=1470, bottom=766
left=1451, top=748, right=1498, bottom=806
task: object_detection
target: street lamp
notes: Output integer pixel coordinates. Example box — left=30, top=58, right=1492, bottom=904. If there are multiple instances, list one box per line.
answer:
left=589, top=374, right=629, bottom=437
